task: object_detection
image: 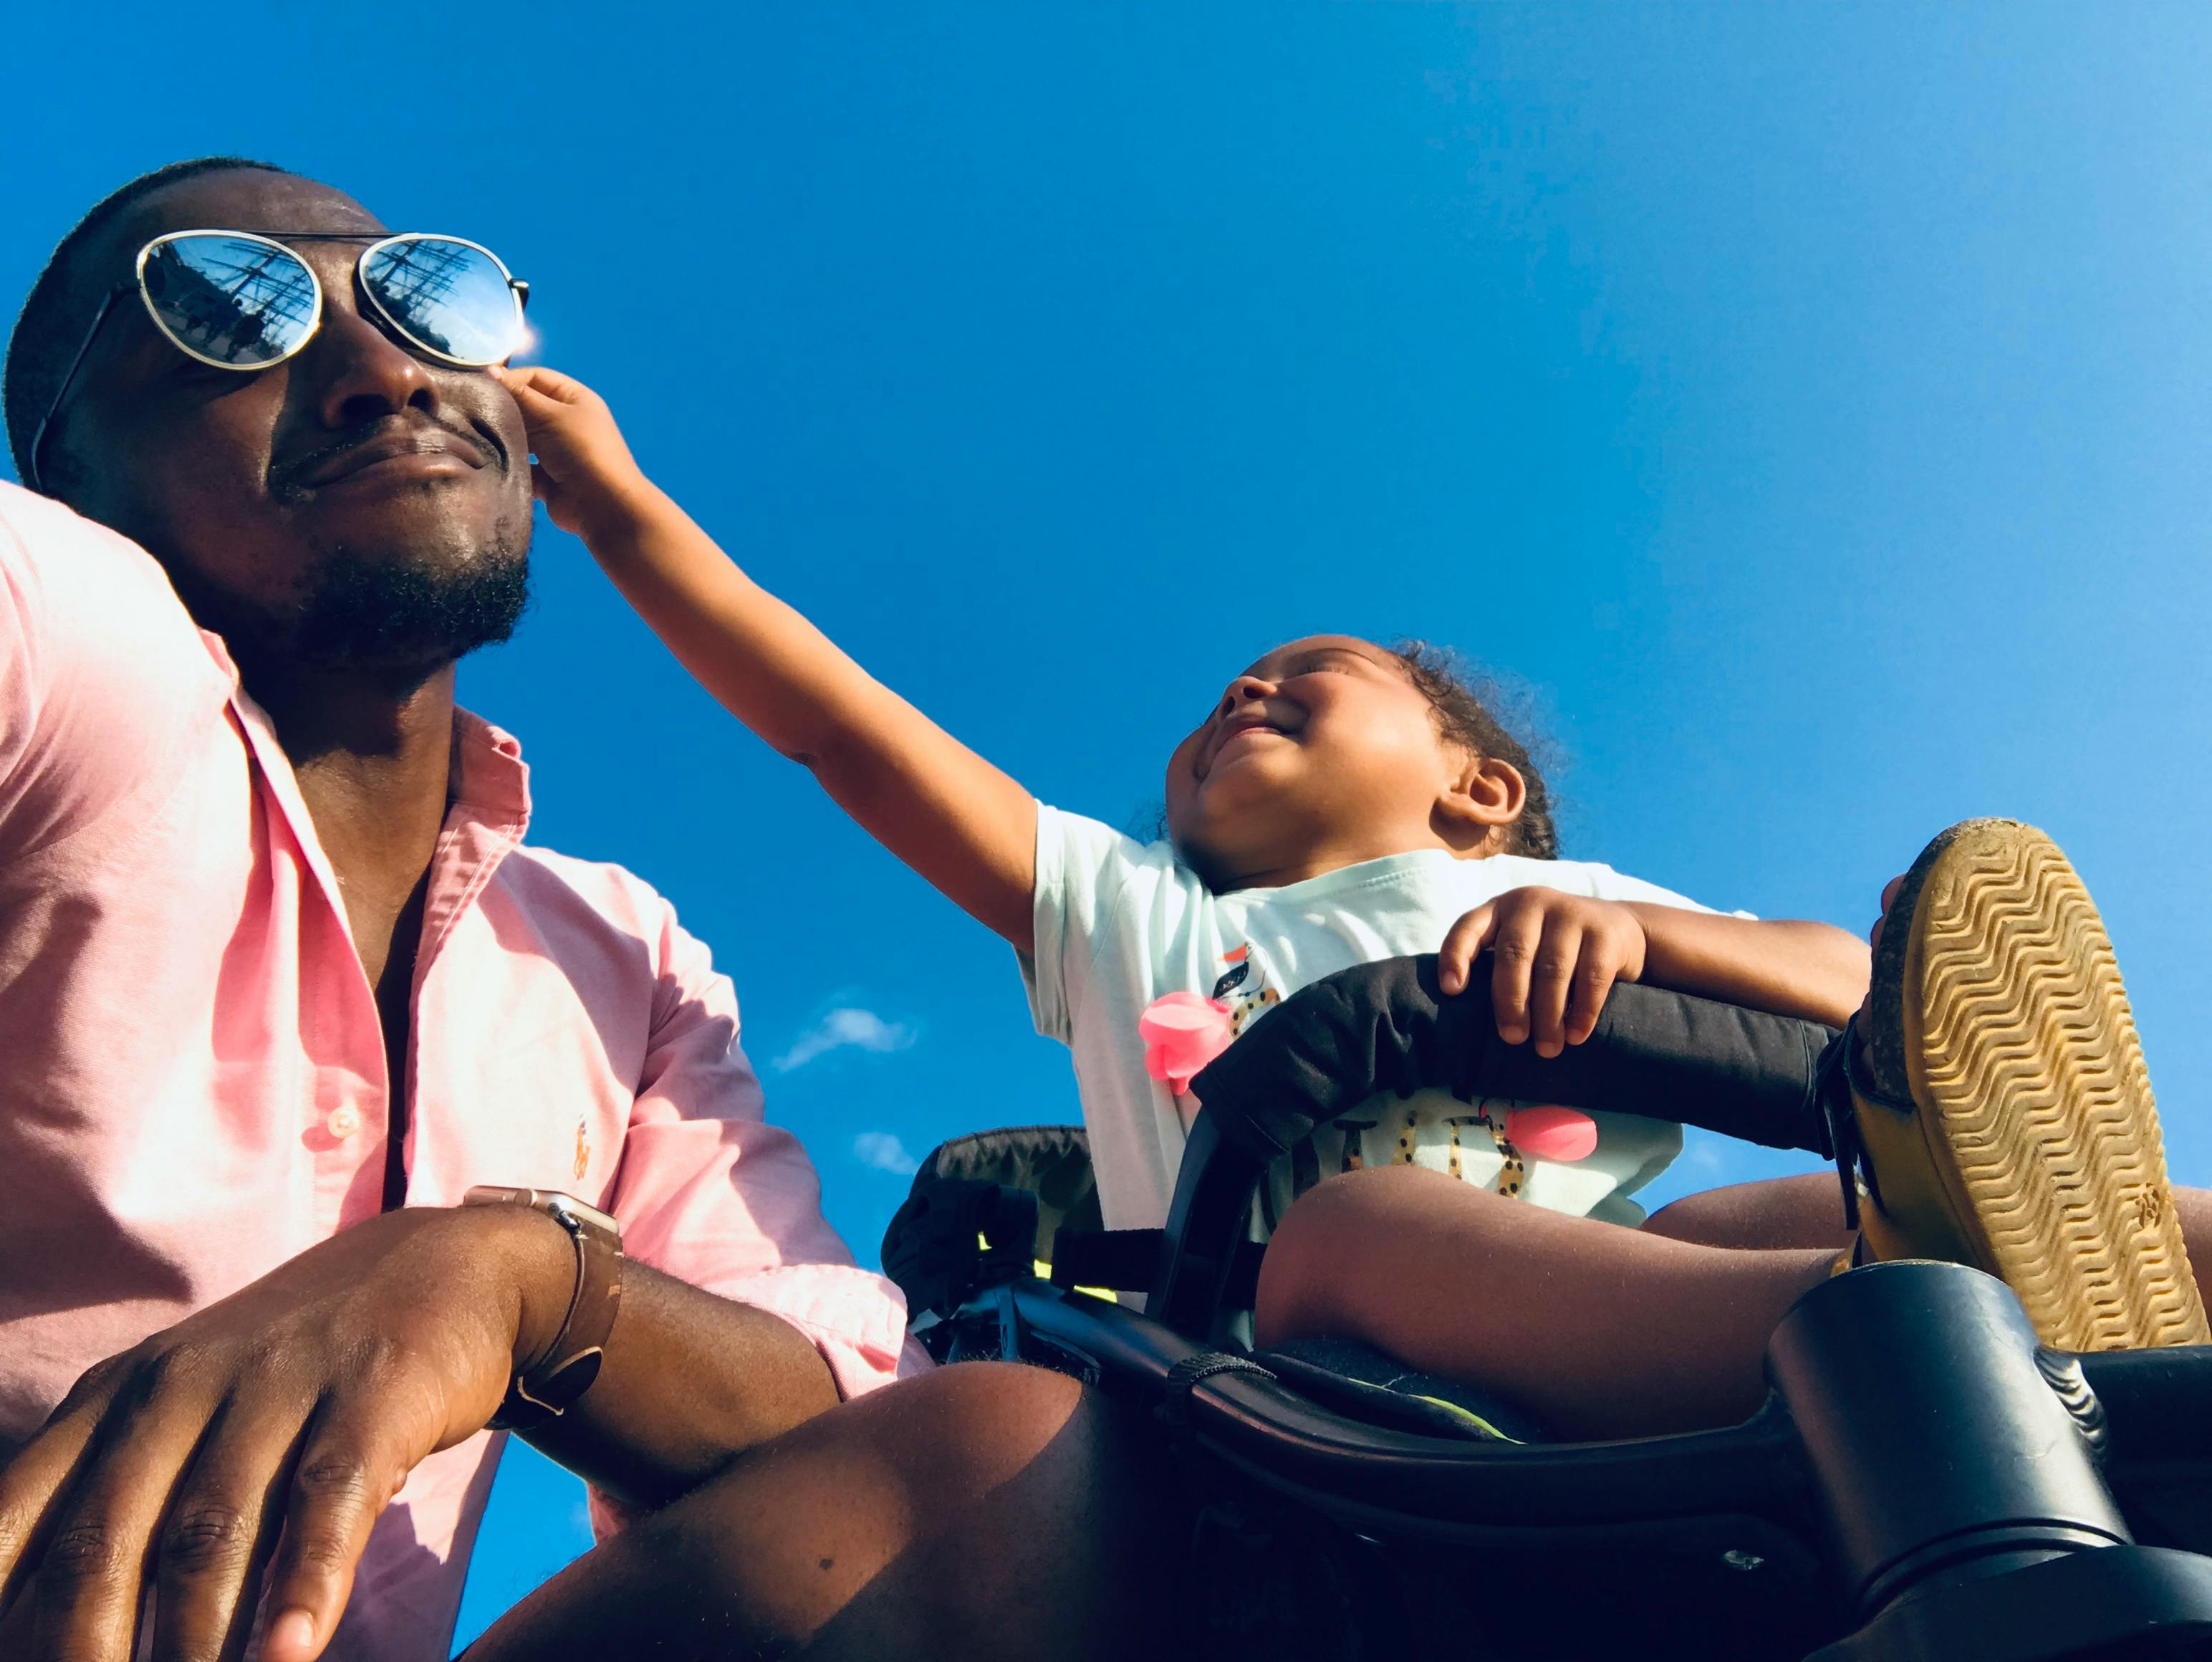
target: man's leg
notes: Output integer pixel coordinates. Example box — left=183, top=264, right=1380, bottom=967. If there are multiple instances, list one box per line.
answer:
left=466, top=1361, right=1191, bottom=1662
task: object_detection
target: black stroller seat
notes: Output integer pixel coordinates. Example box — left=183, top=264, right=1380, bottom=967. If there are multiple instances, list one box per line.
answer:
left=880, top=959, right=2212, bottom=1661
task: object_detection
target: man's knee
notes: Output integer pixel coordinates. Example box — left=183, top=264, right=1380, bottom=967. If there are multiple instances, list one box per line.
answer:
left=476, top=1363, right=1183, bottom=1661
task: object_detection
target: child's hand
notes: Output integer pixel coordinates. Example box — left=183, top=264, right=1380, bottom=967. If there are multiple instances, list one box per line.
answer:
left=1438, top=888, right=1649, bottom=1057
left=493, top=365, right=655, bottom=543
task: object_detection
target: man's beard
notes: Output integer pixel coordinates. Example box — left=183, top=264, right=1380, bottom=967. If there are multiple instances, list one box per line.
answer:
left=168, top=533, right=532, bottom=692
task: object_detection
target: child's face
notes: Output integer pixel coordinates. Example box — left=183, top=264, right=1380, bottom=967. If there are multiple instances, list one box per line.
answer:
left=1165, top=635, right=1492, bottom=890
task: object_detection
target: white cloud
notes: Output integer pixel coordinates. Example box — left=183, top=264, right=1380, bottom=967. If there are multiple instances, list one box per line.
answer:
left=853, top=1131, right=921, bottom=1175
left=772, top=1007, right=917, bottom=1072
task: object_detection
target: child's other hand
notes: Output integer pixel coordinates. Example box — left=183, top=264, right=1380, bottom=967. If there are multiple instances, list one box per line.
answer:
left=1439, top=888, right=1650, bottom=1058
left=493, top=365, right=653, bottom=542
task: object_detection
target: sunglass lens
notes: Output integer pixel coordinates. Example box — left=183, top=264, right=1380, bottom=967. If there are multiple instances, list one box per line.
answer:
left=361, top=237, right=523, bottom=365
left=141, top=235, right=319, bottom=368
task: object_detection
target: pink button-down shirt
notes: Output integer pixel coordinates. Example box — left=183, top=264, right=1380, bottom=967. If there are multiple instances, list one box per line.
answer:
left=0, top=481, right=920, bottom=1659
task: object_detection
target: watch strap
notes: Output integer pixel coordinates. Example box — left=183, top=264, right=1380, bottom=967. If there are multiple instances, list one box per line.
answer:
left=463, top=1187, right=625, bottom=1432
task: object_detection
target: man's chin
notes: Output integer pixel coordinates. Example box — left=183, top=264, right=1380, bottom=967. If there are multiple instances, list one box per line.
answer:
left=164, top=538, right=533, bottom=684
left=291, top=545, right=533, bottom=673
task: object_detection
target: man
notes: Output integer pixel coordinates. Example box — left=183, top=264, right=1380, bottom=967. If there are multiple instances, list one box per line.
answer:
left=0, top=157, right=962, bottom=1660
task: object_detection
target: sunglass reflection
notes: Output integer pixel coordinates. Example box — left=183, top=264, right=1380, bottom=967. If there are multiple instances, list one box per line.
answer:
left=141, top=234, right=320, bottom=368
left=359, top=237, right=521, bottom=365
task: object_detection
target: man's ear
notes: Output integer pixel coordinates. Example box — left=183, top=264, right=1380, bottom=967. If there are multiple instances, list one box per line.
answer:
left=1435, top=753, right=1526, bottom=854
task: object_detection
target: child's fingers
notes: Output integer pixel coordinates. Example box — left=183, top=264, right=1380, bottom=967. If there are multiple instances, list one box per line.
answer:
left=1562, top=948, right=1622, bottom=1047
left=1437, top=904, right=1495, bottom=996
left=1488, top=906, right=1545, bottom=1045
left=493, top=362, right=592, bottom=405
left=1869, top=873, right=1906, bottom=953
left=1524, top=918, right=1583, bottom=1058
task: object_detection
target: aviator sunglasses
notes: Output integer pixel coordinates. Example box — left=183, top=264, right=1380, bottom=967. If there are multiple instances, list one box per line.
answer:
left=26, top=229, right=530, bottom=492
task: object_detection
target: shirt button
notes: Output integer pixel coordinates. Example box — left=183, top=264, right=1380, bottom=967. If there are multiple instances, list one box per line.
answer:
left=325, top=1105, right=363, bottom=1141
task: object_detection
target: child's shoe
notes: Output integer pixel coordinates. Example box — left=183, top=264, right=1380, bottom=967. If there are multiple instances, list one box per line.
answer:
left=1831, top=818, right=2208, bottom=1351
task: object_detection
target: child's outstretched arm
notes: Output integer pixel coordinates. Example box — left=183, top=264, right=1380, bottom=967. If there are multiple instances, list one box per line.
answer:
left=499, top=366, right=1039, bottom=948
left=1438, top=889, right=1869, bottom=1058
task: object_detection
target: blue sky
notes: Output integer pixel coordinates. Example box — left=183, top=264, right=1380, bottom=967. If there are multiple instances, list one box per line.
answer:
left=4, top=3, right=2209, bottom=1648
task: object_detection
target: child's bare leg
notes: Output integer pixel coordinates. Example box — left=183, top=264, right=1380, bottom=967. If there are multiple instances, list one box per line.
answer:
left=1650, top=1171, right=2212, bottom=1292
left=1645, top=1173, right=1855, bottom=1252
left=1255, top=1165, right=1832, bottom=1442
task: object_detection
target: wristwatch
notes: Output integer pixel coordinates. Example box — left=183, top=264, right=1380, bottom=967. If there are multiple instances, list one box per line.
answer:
left=462, top=1186, right=626, bottom=1431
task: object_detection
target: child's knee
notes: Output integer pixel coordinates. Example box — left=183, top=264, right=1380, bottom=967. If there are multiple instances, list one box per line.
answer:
left=1256, top=1166, right=1441, bottom=1343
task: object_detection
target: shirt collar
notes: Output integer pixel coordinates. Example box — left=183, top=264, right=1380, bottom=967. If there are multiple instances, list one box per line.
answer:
left=449, top=706, right=532, bottom=826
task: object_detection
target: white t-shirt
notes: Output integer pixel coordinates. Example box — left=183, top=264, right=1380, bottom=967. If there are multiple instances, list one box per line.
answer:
left=1020, top=804, right=1731, bottom=1236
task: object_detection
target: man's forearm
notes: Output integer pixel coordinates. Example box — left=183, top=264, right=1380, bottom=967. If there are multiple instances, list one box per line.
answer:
left=521, top=1259, right=842, bottom=1511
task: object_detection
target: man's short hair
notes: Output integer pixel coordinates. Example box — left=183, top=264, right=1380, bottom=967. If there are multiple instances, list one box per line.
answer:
left=4, top=156, right=291, bottom=486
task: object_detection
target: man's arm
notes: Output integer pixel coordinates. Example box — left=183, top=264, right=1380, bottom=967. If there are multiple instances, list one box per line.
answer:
left=0, top=1203, right=849, bottom=1662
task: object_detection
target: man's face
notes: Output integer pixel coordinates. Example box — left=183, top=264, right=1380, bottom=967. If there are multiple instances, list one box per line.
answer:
left=44, top=168, right=534, bottom=682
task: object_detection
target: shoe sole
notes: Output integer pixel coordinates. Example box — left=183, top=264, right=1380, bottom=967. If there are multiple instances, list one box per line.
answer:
left=1867, top=818, right=2208, bottom=1351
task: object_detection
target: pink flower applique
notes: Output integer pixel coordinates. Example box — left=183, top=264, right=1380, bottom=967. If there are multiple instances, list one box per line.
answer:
left=1504, top=1105, right=1599, bottom=1163
left=1138, top=990, right=1236, bottom=1096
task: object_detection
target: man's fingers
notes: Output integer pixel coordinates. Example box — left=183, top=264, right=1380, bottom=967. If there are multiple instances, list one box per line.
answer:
left=1489, top=910, right=1544, bottom=1044
left=1524, top=921, right=1582, bottom=1059
left=0, top=1360, right=129, bottom=1614
left=256, top=1416, right=420, bottom=1662
left=25, top=1361, right=226, bottom=1662
left=1437, top=905, right=1494, bottom=996
left=147, top=1405, right=312, bottom=1662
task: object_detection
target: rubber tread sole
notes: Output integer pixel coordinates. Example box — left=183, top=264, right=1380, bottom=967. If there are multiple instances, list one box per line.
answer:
left=1867, top=819, right=2208, bottom=1351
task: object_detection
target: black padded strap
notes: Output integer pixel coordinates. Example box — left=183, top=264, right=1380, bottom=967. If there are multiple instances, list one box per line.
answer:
left=1051, top=1229, right=1163, bottom=1289
left=1159, top=1350, right=1279, bottom=1437
left=1054, top=1230, right=1264, bottom=1306
left=1187, top=954, right=1838, bottom=1167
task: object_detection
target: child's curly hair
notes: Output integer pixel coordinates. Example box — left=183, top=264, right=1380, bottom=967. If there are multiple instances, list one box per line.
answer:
left=1388, top=640, right=1561, bottom=860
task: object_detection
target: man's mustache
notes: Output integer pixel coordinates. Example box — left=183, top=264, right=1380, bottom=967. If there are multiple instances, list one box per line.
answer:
left=268, top=413, right=504, bottom=499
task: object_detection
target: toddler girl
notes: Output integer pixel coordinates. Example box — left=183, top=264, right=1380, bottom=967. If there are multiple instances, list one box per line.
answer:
left=496, top=368, right=2198, bottom=1437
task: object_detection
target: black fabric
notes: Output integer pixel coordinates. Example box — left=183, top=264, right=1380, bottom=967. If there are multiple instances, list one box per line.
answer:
left=880, top=1176, right=1039, bottom=1320
left=880, top=1125, right=1104, bottom=1319
left=1050, top=1228, right=1163, bottom=1289
left=1051, top=1229, right=1264, bottom=1304
left=1258, top=1336, right=1552, bottom=1444
left=1160, top=1350, right=1283, bottom=1438
left=1188, top=954, right=1839, bottom=1168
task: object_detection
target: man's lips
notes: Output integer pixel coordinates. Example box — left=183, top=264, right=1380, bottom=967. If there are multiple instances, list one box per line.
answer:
left=278, top=423, right=494, bottom=491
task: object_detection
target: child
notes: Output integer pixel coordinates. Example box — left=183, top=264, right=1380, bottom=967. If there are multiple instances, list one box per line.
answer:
left=496, top=367, right=2203, bottom=1436
left=1256, top=817, right=2211, bottom=1438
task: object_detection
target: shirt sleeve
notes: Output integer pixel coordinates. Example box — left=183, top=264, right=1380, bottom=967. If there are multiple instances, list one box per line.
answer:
left=1534, top=857, right=1756, bottom=921
left=602, top=893, right=918, bottom=1403
left=1016, top=802, right=1155, bottom=1044
left=0, top=483, right=231, bottom=862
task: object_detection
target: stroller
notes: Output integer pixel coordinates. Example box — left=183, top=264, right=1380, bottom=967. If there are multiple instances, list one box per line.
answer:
left=880, top=958, right=2212, bottom=1661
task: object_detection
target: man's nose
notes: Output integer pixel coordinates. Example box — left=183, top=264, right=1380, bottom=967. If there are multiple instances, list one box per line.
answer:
left=301, top=292, right=438, bottom=428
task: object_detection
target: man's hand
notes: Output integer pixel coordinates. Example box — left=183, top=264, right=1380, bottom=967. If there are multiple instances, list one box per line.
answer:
left=1438, top=888, right=1650, bottom=1058
left=0, top=1205, right=572, bottom=1662
left=494, top=365, right=659, bottom=545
